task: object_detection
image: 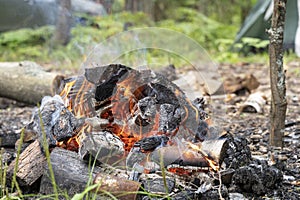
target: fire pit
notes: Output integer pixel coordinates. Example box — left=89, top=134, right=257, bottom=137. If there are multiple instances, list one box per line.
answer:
left=5, top=64, right=284, bottom=199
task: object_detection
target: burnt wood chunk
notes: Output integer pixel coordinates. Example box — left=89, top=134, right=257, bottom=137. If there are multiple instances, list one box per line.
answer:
left=134, top=135, right=169, bottom=152
left=7, top=140, right=46, bottom=186
left=78, top=130, right=125, bottom=166
left=142, top=177, right=175, bottom=194
left=25, top=95, right=82, bottom=147
left=232, top=161, right=283, bottom=195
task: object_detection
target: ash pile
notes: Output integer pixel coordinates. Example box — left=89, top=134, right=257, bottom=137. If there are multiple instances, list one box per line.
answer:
left=5, top=64, right=284, bottom=199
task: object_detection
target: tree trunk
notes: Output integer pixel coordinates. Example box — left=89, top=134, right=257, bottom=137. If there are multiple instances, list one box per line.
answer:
left=267, top=0, right=287, bottom=147
left=52, top=0, right=72, bottom=46
left=125, top=0, right=154, bottom=18
left=98, top=0, right=114, bottom=13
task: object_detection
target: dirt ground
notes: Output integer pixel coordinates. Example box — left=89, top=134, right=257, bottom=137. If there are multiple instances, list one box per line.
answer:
left=0, top=62, right=299, bottom=199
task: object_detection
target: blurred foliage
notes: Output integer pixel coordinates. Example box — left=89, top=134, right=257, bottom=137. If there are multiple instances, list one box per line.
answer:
left=232, top=37, right=270, bottom=56
left=0, top=0, right=295, bottom=69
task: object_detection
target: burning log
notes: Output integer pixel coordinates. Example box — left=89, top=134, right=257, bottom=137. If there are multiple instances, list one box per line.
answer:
left=149, top=137, right=227, bottom=171
left=7, top=140, right=46, bottom=186
left=0, top=61, right=65, bottom=105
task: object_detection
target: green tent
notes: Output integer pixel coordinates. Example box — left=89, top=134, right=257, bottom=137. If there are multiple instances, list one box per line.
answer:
left=235, top=0, right=300, bottom=56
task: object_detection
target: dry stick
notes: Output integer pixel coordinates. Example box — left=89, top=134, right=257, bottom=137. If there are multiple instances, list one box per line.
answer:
left=159, top=152, right=169, bottom=198
left=267, top=0, right=288, bottom=147
left=218, top=171, right=224, bottom=200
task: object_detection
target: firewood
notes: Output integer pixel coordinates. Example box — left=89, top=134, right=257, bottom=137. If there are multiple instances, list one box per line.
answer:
left=0, top=61, right=65, bottom=105
left=7, top=140, right=46, bottom=186
left=39, top=147, right=102, bottom=198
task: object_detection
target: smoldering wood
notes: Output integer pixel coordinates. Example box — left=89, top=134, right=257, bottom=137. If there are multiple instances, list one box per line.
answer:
left=7, top=140, right=46, bottom=186
left=40, top=147, right=102, bottom=197
left=26, top=95, right=82, bottom=148
left=0, top=61, right=65, bottom=105
left=222, top=135, right=252, bottom=169
left=84, top=64, right=210, bottom=151
left=78, top=130, right=125, bottom=166
left=150, top=137, right=228, bottom=168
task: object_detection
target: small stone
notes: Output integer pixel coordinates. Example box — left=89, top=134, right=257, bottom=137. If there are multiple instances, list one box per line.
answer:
left=229, top=192, right=247, bottom=200
left=292, top=95, right=299, bottom=102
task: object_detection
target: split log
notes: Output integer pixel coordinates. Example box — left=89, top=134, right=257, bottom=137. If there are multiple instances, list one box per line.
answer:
left=7, top=140, right=46, bottom=186
left=0, top=61, right=65, bottom=105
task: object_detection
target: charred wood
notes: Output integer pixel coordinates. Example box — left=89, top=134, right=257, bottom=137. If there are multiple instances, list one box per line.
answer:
left=232, top=160, right=283, bottom=195
left=39, top=147, right=102, bottom=198
left=25, top=95, right=84, bottom=148
left=79, top=130, right=125, bottom=166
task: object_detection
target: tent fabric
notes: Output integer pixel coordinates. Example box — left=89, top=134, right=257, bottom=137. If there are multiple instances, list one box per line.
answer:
left=295, top=0, right=300, bottom=55
left=235, top=0, right=300, bottom=56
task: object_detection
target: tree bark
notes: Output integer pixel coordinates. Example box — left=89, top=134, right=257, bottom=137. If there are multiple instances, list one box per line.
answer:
left=267, top=0, right=287, bottom=147
left=7, top=140, right=46, bottom=186
left=0, top=61, right=65, bottom=105
left=52, top=0, right=72, bottom=46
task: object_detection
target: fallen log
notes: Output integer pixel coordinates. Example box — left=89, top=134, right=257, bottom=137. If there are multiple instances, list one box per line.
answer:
left=0, top=61, right=65, bottom=105
left=7, top=140, right=46, bottom=186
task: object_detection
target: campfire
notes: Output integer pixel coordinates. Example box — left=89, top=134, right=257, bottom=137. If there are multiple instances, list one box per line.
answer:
left=5, top=64, right=283, bottom=199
